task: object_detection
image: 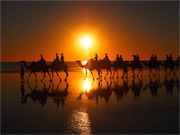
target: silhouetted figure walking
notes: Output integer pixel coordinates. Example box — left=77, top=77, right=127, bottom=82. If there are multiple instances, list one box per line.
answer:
left=20, top=64, right=24, bottom=82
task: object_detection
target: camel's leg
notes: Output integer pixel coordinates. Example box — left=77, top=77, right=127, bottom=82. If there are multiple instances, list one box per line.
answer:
left=104, top=70, right=108, bottom=79
left=41, top=72, right=46, bottom=81
left=33, top=72, right=37, bottom=82
left=109, top=70, right=112, bottom=79
left=157, top=66, right=160, bottom=76
left=90, top=70, right=94, bottom=80
left=97, top=71, right=101, bottom=79
left=27, top=72, right=33, bottom=82
left=56, top=71, right=61, bottom=81
left=141, top=68, right=143, bottom=76
left=27, top=72, right=32, bottom=81
left=113, top=69, right=118, bottom=78
left=64, top=70, right=69, bottom=81
left=52, top=70, right=54, bottom=81
left=47, top=71, right=52, bottom=81
left=132, top=69, right=135, bottom=77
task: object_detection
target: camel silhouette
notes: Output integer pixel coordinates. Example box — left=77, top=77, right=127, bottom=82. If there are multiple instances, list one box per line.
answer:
left=142, top=60, right=160, bottom=76
left=76, top=59, right=112, bottom=79
left=48, top=61, right=69, bottom=81
left=160, top=60, right=175, bottom=75
left=112, top=77, right=129, bottom=101
left=20, top=60, right=51, bottom=81
left=128, top=61, right=143, bottom=77
left=112, top=60, right=128, bottom=78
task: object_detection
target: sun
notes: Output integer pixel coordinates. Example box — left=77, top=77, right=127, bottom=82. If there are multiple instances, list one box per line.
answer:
left=80, top=36, right=92, bottom=48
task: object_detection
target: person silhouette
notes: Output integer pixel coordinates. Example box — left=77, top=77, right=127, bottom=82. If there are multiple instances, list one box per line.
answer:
left=55, top=53, right=59, bottom=61
left=150, top=54, right=154, bottom=61
left=116, top=54, right=119, bottom=61
left=103, top=53, right=109, bottom=61
left=20, top=64, right=24, bottom=82
left=133, top=55, right=137, bottom=62
left=61, top=53, right=64, bottom=62
left=119, top=55, right=123, bottom=62
left=154, top=54, right=157, bottom=62
left=39, top=55, right=46, bottom=64
left=169, top=54, right=173, bottom=61
left=94, top=53, right=98, bottom=62
left=136, top=54, right=140, bottom=62
left=40, top=55, right=44, bottom=61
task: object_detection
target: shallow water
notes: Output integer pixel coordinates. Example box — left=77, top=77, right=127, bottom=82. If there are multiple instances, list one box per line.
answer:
left=1, top=69, right=179, bottom=134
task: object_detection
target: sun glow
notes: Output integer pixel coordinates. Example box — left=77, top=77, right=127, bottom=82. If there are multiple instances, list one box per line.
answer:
left=80, top=36, right=92, bottom=48
left=83, top=78, right=92, bottom=92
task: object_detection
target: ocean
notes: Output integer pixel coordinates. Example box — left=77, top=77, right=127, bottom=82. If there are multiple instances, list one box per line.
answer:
left=1, top=61, right=179, bottom=134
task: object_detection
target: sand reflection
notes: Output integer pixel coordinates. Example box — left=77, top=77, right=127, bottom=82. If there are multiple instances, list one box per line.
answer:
left=67, top=108, right=91, bottom=134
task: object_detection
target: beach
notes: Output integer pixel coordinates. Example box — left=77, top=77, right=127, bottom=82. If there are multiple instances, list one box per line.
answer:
left=1, top=67, right=179, bottom=134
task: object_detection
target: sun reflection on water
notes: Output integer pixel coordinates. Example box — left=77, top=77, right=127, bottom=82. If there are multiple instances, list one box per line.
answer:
left=67, top=108, right=92, bottom=134
left=83, top=78, right=92, bottom=92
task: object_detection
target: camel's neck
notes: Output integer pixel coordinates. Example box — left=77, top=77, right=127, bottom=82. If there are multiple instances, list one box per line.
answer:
left=76, top=61, right=85, bottom=68
left=22, top=61, right=30, bottom=69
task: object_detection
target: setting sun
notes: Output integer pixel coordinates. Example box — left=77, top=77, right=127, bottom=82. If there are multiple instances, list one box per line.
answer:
left=80, top=36, right=92, bottom=48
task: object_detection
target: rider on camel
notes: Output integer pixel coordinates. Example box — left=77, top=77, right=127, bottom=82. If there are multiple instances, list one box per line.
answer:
left=116, top=54, right=119, bottom=61
left=94, top=53, right=98, bottom=62
left=61, top=53, right=64, bottom=62
left=103, top=53, right=110, bottom=62
left=55, top=53, right=59, bottom=61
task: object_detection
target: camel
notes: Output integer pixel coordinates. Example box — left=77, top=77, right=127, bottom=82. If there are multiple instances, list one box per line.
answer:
left=76, top=59, right=112, bottom=79
left=48, top=61, right=69, bottom=81
left=112, top=60, right=128, bottom=78
left=160, top=60, right=175, bottom=75
left=20, top=60, right=51, bottom=81
left=142, top=60, right=160, bottom=76
left=128, top=61, right=143, bottom=77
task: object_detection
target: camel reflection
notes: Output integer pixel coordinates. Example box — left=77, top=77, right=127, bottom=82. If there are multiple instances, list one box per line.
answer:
left=143, top=76, right=161, bottom=96
left=129, top=76, right=143, bottom=98
left=112, top=77, right=129, bottom=101
left=78, top=78, right=112, bottom=104
left=162, top=75, right=177, bottom=96
left=51, top=80, right=69, bottom=108
left=21, top=80, right=68, bottom=108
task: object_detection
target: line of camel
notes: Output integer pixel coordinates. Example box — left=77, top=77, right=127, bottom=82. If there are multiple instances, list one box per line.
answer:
left=20, top=54, right=179, bottom=81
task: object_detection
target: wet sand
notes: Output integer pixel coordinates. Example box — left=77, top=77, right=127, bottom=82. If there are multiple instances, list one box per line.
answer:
left=1, top=69, right=179, bottom=134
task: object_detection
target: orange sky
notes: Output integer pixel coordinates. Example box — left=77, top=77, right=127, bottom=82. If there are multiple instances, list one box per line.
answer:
left=1, top=1, right=179, bottom=62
